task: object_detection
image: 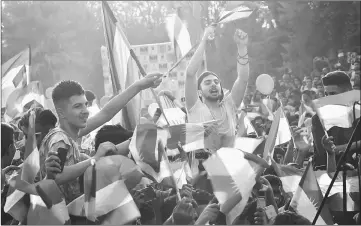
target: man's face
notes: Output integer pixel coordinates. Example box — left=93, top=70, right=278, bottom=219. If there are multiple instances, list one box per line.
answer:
left=302, top=94, right=311, bottom=104
left=313, top=76, right=320, bottom=84
left=324, top=85, right=345, bottom=96
left=60, top=94, right=90, bottom=129
left=350, top=71, right=360, bottom=90
left=283, top=74, right=290, bottom=83
left=199, top=75, right=222, bottom=101
left=322, top=68, right=329, bottom=75
left=305, top=77, right=312, bottom=87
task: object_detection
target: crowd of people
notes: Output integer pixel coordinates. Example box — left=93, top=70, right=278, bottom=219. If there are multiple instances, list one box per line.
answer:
left=1, top=26, right=360, bottom=225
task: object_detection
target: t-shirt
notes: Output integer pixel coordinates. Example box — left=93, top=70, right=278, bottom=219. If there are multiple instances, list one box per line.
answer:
left=38, top=128, right=84, bottom=204
left=187, top=94, right=237, bottom=152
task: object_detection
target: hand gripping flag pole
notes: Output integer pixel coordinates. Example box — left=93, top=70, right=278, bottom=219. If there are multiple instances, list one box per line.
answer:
left=312, top=118, right=360, bottom=224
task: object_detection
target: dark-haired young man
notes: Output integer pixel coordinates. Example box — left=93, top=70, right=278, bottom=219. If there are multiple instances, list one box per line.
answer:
left=185, top=26, right=249, bottom=152
left=39, top=73, right=162, bottom=205
left=311, top=71, right=360, bottom=171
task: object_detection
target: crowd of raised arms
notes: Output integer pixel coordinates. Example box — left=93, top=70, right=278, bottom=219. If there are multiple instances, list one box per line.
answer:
left=1, top=26, right=360, bottom=225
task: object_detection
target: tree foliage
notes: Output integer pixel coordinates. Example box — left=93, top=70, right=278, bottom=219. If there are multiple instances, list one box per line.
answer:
left=2, top=1, right=360, bottom=96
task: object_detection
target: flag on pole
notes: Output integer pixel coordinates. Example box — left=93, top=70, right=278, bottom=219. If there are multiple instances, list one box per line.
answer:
left=263, top=108, right=281, bottom=164
left=273, top=162, right=360, bottom=213
left=5, top=81, right=45, bottom=120
left=102, top=1, right=141, bottom=130
left=217, top=6, right=253, bottom=24
left=203, top=148, right=268, bottom=224
left=275, top=108, right=292, bottom=146
left=129, top=123, right=172, bottom=182
left=27, top=180, right=70, bottom=225
left=67, top=155, right=143, bottom=224
left=167, top=123, right=208, bottom=152
left=2, top=46, right=31, bottom=88
left=289, top=162, right=334, bottom=225
left=165, top=14, right=192, bottom=59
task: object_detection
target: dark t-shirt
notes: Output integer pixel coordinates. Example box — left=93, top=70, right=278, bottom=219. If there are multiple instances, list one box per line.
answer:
left=311, top=115, right=359, bottom=170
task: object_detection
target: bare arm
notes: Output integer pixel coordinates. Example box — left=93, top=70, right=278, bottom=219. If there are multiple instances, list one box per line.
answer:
left=79, top=83, right=142, bottom=137
left=185, top=27, right=214, bottom=110
left=283, top=140, right=295, bottom=165
left=231, top=30, right=250, bottom=109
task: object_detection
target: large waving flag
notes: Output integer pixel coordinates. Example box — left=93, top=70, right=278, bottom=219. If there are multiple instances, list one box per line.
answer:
left=289, top=161, right=334, bottom=225
left=2, top=46, right=31, bottom=98
left=234, top=137, right=264, bottom=154
left=165, top=14, right=192, bottom=59
left=67, top=156, right=142, bottom=224
left=312, top=90, right=360, bottom=130
left=102, top=1, right=141, bottom=130
left=203, top=148, right=268, bottom=224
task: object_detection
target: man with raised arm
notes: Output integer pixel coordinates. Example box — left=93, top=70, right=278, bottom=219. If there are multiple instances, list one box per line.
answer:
left=185, top=26, right=249, bottom=152
left=39, top=73, right=162, bottom=204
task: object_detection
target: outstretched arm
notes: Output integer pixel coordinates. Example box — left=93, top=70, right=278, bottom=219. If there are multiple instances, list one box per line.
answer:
left=79, top=73, right=162, bottom=137
left=185, top=26, right=215, bottom=110
left=231, top=29, right=250, bottom=109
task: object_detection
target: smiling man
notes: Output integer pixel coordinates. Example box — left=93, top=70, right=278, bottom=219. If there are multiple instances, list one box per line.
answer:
left=185, top=26, right=249, bottom=152
left=37, top=73, right=162, bottom=204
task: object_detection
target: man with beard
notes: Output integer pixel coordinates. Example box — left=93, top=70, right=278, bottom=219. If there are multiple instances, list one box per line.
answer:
left=39, top=73, right=162, bottom=206
left=184, top=26, right=249, bottom=151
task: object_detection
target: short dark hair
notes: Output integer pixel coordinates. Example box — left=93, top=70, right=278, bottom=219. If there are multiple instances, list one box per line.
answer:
left=85, top=90, right=96, bottom=102
left=52, top=80, right=85, bottom=104
left=273, top=211, right=311, bottom=225
left=94, top=124, right=133, bottom=151
left=322, top=71, right=351, bottom=90
left=2, top=123, right=14, bottom=157
left=264, top=174, right=283, bottom=188
left=18, top=107, right=57, bottom=130
left=197, top=71, right=224, bottom=100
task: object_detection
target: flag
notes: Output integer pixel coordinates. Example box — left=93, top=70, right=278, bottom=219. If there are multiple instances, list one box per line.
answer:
left=156, top=94, right=186, bottom=126
left=233, top=137, right=264, bottom=154
left=290, top=162, right=334, bottom=225
left=67, top=155, right=143, bottom=225
left=165, top=14, right=192, bottom=59
left=217, top=6, right=253, bottom=24
left=129, top=123, right=171, bottom=182
left=167, top=123, right=208, bottom=152
left=27, top=180, right=70, bottom=225
left=102, top=1, right=141, bottom=130
left=312, top=90, right=360, bottom=130
left=2, top=46, right=31, bottom=88
left=5, top=81, right=45, bottom=120
left=263, top=108, right=282, bottom=164
left=274, top=163, right=360, bottom=212
left=275, top=108, right=292, bottom=146
left=203, top=148, right=268, bottom=224
left=4, top=112, right=42, bottom=221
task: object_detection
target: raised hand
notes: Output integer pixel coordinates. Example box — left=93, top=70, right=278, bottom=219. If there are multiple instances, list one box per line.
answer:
left=234, top=29, right=248, bottom=47
left=202, top=26, right=216, bottom=42
left=94, top=141, right=117, bottom=161
left=321, top=135, right=336, bottom=154
left=172, top=197, right=197, bottom=225
left=195, top=203, right=220, bottom=225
